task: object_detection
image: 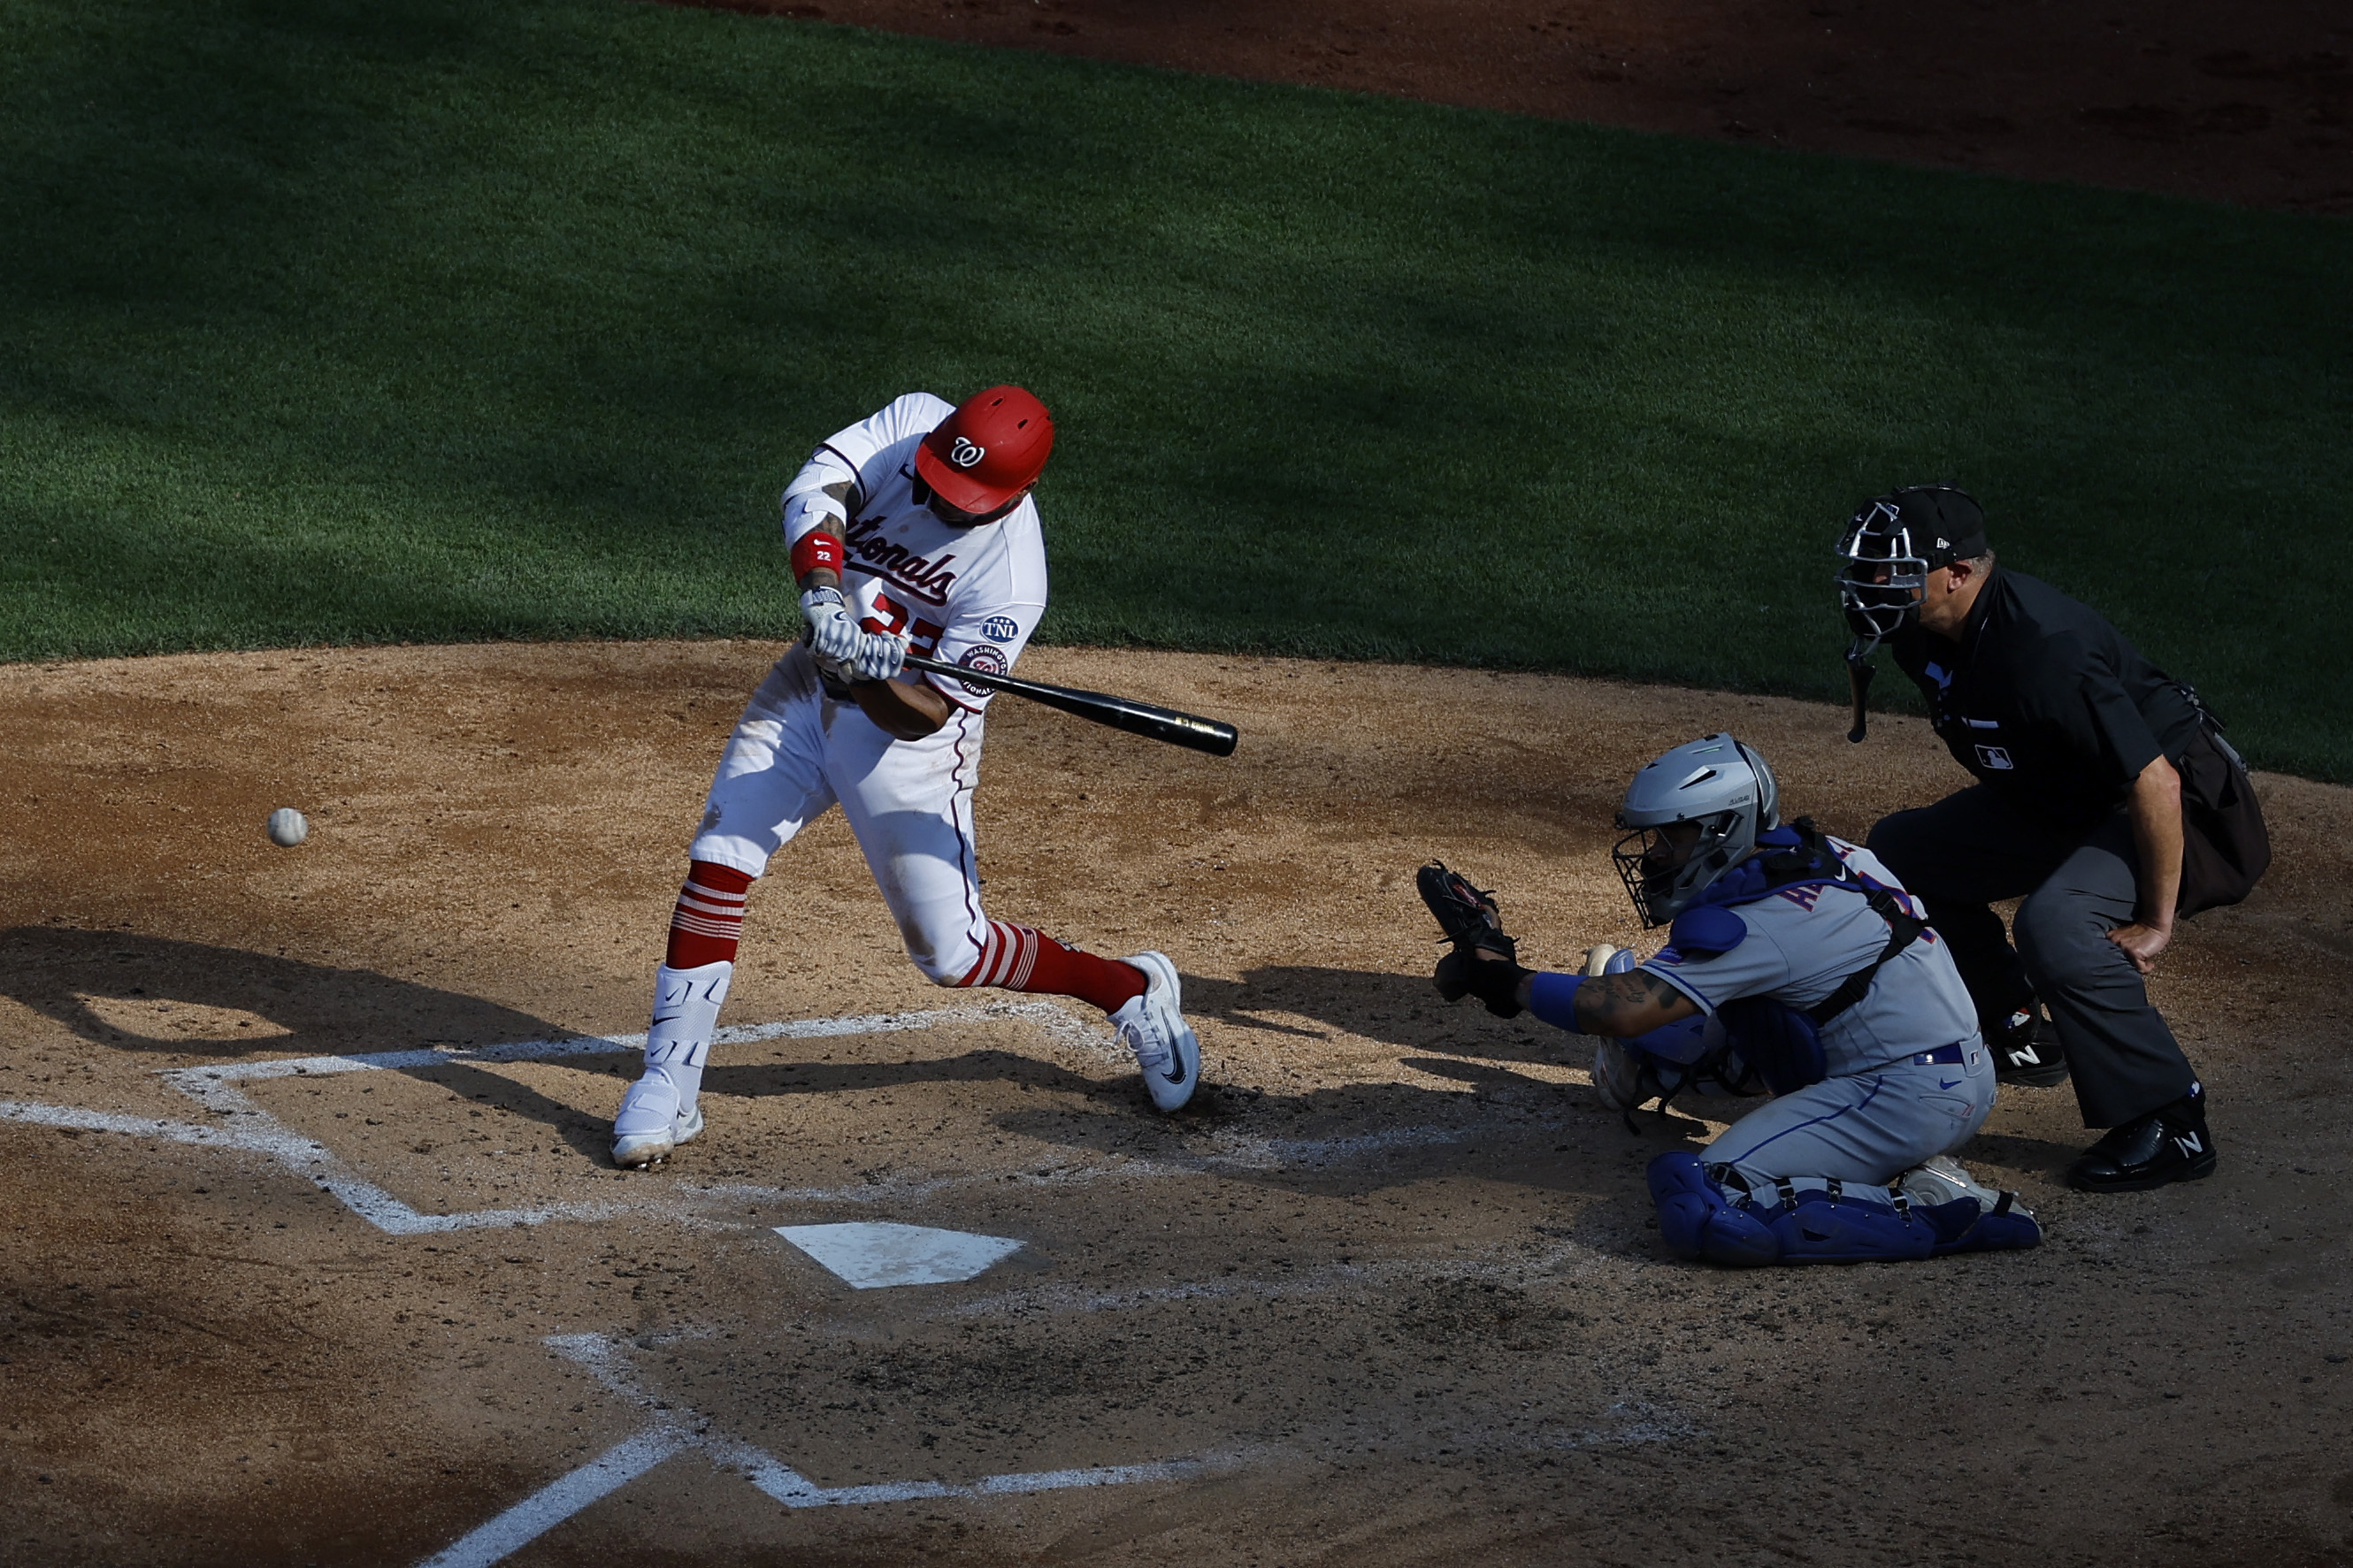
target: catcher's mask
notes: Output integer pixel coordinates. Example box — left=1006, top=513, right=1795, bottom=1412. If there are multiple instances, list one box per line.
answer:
left=1834, top=485, right=1987, bottom=653
left=1611, top=734, right=1781, bottom=927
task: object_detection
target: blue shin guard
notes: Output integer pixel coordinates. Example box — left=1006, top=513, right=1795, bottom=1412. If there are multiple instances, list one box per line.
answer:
left=1920, top=1197, right=2043, bottom=1255
left=1649, top=1153, right=2002, bottom=1266
left=1647, top=1152, right=1779, bottom=1266
left=1767, top=1188, right=1935, bottom=1263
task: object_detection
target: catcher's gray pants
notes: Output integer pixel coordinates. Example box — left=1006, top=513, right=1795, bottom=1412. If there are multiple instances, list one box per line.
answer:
left=1707, top=1047, right=1995, bottom=1195
left=1866, top=786, right=2198, bottom=1128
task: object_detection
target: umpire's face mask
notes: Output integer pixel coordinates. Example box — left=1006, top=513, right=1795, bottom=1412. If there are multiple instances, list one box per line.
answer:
left=1835, top=501, right=1929, bottom=650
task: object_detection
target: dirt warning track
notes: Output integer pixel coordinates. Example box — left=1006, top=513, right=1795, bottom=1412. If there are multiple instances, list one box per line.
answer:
left=3, top=642, right=2350, bottom=1565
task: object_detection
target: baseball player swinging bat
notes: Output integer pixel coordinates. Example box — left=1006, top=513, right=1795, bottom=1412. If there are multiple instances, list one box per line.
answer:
left=901, top=651, right=1238, bottom=757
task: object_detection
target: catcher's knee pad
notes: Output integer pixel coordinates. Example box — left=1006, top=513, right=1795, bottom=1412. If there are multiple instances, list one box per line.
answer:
left=1647, top=1152, right=1778, bottom=1267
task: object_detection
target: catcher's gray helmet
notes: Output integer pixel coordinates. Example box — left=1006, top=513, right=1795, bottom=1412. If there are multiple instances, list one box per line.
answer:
left=1610, top=733, right=1781, bottom=928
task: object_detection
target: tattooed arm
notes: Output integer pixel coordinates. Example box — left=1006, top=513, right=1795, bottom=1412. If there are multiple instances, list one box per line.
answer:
left=1464, top=944, right=1701, bottom=1035
left=1504, top=966, right=1699, bottom=1036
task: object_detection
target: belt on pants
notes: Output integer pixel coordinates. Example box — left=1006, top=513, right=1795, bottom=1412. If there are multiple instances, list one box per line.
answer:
left=1858, top=1040, right=1974, bottom=1073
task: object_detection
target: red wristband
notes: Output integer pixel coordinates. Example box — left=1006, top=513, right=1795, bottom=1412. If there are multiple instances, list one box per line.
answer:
left=791, top=530, right=846, bottom=579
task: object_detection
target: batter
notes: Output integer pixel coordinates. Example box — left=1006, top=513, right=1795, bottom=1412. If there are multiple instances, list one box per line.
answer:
left=610, top=386, right=1202, bottom=1167
left=1422, top=734, right=2042, bottom=1265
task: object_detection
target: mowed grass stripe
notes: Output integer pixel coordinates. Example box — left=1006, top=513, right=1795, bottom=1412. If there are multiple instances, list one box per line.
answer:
left=1, top=0, right=2346, bottom=776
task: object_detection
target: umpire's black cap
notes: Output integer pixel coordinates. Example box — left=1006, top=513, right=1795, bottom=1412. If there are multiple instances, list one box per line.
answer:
left=1883, top=485, right=1988, bottom=567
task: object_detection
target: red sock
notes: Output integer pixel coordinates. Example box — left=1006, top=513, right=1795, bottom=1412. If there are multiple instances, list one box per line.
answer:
left=957, top=922, right=1146, bottom=1013
left=664, top=860, right=754, bottom=968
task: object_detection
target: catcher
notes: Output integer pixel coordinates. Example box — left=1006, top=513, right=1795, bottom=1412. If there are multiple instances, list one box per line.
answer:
left=1420, top=732, right=2041, bottom=1266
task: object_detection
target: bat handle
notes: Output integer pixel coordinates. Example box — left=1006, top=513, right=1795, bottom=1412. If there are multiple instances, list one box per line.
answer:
left=1845, top=654, right=1876, bottom=744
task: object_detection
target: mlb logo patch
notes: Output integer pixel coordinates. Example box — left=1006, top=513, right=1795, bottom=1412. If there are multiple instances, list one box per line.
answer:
left=1976, top=744, right=2015, bottom=770
left=980, top=615, right=1020, bottom=644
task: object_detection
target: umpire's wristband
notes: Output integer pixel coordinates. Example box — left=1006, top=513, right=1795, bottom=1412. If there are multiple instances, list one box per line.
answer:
left=1527, top=973, right=1586, bottom=1034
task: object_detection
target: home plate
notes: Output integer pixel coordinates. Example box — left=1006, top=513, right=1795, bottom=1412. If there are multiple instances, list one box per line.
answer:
left=777, top=1221, right=1024, bottom=1289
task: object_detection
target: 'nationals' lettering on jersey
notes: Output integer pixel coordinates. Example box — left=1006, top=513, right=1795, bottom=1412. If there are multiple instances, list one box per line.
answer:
left=844, top=515, right=959, bottom=602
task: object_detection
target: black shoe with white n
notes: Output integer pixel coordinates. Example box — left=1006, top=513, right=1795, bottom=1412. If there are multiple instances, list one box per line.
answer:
left=1991, top=1004, right=2070, bottom=1088
left=2067, top=1082, right=2218, bottom=1192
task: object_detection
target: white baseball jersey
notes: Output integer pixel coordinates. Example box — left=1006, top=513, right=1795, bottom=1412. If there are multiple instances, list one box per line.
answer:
left=686, top=394, right=1054, bottom=987
left=1639, top=838, right=1980, bottom=1080
left=784, top=392, right=1047, bottom=712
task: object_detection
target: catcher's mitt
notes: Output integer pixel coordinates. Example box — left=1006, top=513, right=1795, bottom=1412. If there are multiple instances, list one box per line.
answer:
left=1417, top=860, right=1530, bottom=1018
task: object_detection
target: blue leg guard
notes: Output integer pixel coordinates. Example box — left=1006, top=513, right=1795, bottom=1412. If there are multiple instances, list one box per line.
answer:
left=1764, top=1188, right=1935, bottom=1263
left=1646, top=1152, right=1779, bottom=1266
left=1651, top=1156, right=2041, bottom=1267
left=1920, top=1197, right=2043, bottom=1255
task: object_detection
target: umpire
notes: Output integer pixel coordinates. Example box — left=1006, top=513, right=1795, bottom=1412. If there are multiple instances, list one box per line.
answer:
left=1836, top=486, right=2267, bottom=1193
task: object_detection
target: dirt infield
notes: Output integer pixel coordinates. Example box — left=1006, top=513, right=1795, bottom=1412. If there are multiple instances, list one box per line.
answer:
left=4, top=641, right=2350, bottom=1565
left=671, top=0, right=2353, bottom=214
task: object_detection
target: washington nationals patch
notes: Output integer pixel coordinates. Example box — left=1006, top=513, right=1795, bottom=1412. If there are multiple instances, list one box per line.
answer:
left=956, top=645, right=1008, bottom=695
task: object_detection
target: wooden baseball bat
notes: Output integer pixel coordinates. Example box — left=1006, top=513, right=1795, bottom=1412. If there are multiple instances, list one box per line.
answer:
left=902, top=652, right=1238, bottom=757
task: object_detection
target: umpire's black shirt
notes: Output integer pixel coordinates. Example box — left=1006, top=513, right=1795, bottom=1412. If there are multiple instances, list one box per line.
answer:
left=1888, top=567, right=2201, bottom=833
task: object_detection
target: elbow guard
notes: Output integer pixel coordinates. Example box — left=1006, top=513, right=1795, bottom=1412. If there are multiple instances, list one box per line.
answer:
left=782, top=488, right=847, bottom=545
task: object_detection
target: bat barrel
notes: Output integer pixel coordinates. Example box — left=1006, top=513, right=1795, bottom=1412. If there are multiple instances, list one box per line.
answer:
left=901, top=652, right=1238, bottom=757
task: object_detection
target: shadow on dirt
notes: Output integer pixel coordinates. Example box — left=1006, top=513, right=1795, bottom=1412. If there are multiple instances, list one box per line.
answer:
left=1183, top=963, right=1574, bottom=1067
left=704, top=1050, right=1120, bottom=1105
left=0, top=926, right=564, bottom=1059
left=0, top=925, right=640, bottom=1162
left=1954, top=1128, right=2096, bottom=1180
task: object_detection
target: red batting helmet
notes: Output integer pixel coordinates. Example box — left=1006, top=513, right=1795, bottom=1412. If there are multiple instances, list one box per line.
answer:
left=915, top=386, right=1054, bottom=515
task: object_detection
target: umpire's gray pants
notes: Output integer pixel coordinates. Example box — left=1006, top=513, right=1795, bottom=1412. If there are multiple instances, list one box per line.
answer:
left=1867, top=786, right=2198, bottom=1128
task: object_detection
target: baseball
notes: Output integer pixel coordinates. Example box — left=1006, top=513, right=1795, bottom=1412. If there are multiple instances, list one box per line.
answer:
left=266, top=807, right=309, bottom=848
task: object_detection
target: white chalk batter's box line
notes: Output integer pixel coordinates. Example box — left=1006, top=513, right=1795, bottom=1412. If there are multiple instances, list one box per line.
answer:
left=416, top=1330, right=1699, bottom=1568
left=159, top=1001, right=1101, bottom=1236
left=415, top=1331, right=1249, bottom=1568
left=0, top=1004, right=1587, bottom=1236
left=0, top=1003, right=1082, bottom=1235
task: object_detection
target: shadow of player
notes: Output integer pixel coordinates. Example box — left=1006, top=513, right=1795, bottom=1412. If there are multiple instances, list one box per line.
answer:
left=1182, top=961, right=1588, bottom=1068
left=0, top=926, right=567, bottom=1059
left=703, top=1048, right=1120, bottom=1106
left=0, top=925, right=627, bottom=1161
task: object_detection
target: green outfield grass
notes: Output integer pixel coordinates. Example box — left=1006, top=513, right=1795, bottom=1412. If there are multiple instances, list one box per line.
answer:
left=2, top=0, right=2348, bottom=777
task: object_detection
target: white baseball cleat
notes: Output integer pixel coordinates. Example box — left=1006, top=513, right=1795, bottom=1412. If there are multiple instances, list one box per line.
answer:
left=1897, top=1153, right=2024, bottom=1216
left=611, top=1075, right=705, bottom=1168
left=1113, top=951, right=1200, bottom=1113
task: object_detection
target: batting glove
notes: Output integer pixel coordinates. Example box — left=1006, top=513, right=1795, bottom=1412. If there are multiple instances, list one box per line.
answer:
left=847, top=629, right=908, bottom=684
left=801, top=586, right=861, bottom=664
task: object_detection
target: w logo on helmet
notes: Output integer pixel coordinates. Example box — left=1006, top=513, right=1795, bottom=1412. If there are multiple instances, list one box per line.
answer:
left=916, top=386, right=1054, bottom=514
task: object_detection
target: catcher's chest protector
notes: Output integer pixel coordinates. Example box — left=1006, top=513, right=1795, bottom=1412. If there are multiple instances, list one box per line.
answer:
left=1666, top=835, right=1928, bottom=1094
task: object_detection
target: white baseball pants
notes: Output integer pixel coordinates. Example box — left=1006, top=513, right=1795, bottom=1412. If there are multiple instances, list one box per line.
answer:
left=688, top=647, right=991, bottom=984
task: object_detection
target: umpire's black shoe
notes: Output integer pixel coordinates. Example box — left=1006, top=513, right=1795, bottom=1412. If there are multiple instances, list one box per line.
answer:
left=1992, top=1005, right=2070, bottom=1088
left=2068, top=1083, right=2218, bottom=1192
